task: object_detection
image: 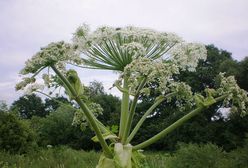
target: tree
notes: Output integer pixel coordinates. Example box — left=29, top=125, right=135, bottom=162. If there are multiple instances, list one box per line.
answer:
left=11, top=94, right=47, bottom=119
left=0, top=100, right=8, bottom=113
left=237, top=57, right=248, bottom=91
left=44, top=96, right=70, bottom=112
left=32, top=104, right=95, bottom=149
left=17, top=25, right=248, bottom=168
left=0, top=112, right=37, bottom=153
left=86, top=81, right=121, bottom=127
left=88, top=80, right=105, bottom=96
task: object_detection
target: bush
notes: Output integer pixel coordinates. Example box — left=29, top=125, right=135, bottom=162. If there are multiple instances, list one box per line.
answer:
left=0, top=146, right=100, bottom=168
left=0, top=112, right=37, bottom=154
left=165, top=143, right=229, bottom=168
left=226, top=137, right=248, bottom=168
left=31, top=105, right=98, bottom=150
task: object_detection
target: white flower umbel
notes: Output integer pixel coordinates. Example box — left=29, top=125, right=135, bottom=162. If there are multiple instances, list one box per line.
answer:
left=217, top=73, right=248, bottom=116
left=20, top=41, right=82, bottom=75
left=24, top=83, right=44, bottom=95
left=170, top=43, right=207, bottom=71
left=73, top=25, right=186, bottom=71
left=15, top=77, right=36, bottom=91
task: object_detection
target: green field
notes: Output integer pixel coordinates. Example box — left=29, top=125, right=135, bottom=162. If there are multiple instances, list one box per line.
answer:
left=1, top=143, right=248, bottom=168
left=0, top=147, right=168, bottom=168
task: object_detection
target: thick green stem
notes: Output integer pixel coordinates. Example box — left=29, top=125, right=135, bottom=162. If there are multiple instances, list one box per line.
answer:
left=127, top=96, right=166, bottom=143
left=119, top=76, right=130, bottom=141
left=133, top=94, right=228, bottom=150
left=51, top=65, right=112, bottom=158
left=123, top=78, right=147, bottom=144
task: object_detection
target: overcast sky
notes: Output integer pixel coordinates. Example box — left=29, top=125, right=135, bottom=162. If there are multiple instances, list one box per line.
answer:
left=0, top=0, right=248, bottom=105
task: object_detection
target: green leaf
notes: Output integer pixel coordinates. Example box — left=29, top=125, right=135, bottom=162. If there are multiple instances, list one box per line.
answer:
left=96, top=154, right=115, bottom=168
left=92, top=133, right=118, bottom=142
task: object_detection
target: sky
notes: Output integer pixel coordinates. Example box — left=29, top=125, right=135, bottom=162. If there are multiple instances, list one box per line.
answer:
left=0, top=0, right=248, bottom=105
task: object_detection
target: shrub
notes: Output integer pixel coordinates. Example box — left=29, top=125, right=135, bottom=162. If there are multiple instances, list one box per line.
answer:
left=226, top=137, right=248, bottom=168
left=31, top=105, right=98, bottom=150
left=165, top=143, right=229, bottom=168
left=0, top=146, right=100, bottom=168
left=0, top=112, right=37, bottom=154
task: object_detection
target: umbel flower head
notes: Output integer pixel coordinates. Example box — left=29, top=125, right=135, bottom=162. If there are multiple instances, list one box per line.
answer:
left=20, top=41, right=82, bottom=75
left=73, top=24, right=207, bottom=72
left=17, top=24, right=207, bottom=98
left=216, top=73, right=248, bottom=117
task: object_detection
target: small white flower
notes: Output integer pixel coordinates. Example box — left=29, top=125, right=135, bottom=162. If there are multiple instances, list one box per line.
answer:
left=170, top=43, right=207, bottom=71
left=217, top=73, right=248, bottom=117
left=24, top=83, right=44, bottom=95
left=20, top=41, right=82, bottom=75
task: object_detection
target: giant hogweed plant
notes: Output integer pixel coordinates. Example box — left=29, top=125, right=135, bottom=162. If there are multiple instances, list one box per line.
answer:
left=16, top=25, right=248, bottom=168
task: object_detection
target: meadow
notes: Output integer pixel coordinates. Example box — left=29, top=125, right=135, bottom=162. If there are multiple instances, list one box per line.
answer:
left=0, top=147, right=167, bottom=168
left=1, top=143, right=247, bottom=168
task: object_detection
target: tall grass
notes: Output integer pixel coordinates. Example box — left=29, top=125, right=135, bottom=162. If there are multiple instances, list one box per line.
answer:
left=1, top=143, right=247, bottom=168
left=0, top=147, right=169, bottom=168
left=0, top=147, right=100, bottom=168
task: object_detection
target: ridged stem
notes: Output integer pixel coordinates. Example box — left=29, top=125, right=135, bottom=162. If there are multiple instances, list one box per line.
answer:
left=133, top=94, right=228, bottom=150
left=119, top=76, right=130, bottom=141
left=51, top=65, right=112, bottom=158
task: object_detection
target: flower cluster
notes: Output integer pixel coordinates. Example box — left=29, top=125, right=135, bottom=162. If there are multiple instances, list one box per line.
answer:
left=20, top=41, right=82, bottom=75
left=123, top=57, right=178, bottom=95
left=72, top=25, right=185, bottom=71
left=170, top=43, right=207, bottom=71
left=168, top=82, right=193, bottom=101
left=72, top=102, right=103, bottom=130
left=16, top=77, right=45, bottom=95
left=15, top=77, right=36, bottom=91
left=74, top=25, right=182, bottom=49
left=217, top=73, right=248, bottom=117
left=121, top=42, right=146, bottom=58
left=24, top=83, right=45, bottom=95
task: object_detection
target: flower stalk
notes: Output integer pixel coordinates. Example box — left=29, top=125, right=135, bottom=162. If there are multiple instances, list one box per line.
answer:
left=133, top=94, right=228, bottom=150
left=119, top=76, right=130, bottom=141
left=122, top=77, right=147, bottom=144
left=51, top=65, right=112, bottom=158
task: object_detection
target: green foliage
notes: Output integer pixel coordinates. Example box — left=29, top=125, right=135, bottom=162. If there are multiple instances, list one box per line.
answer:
left=0, top=112, right=37, bottom=154
left=165, top=142, right=248, bottom=168
left=30, top=103, right=103, bottom=150
left=132, top=45, right=248, bottom=151
left=31, top=105, right=88, bottom=149
left=237, top=57, right=248, bottom=91
left=165, top=143, right=228, bottom=168
left=11, top=94, right=47, bottom=119
left=0, top=100, right=8, bottom=113
left=0, top=147, right=166, bottom=168
left=44, top=96, right=70, bottom=112
left=0, top=147, right=100, bottom=168
left=0, top=144, right=247, bottom=168
left=227, top=137, right=248, bottom=168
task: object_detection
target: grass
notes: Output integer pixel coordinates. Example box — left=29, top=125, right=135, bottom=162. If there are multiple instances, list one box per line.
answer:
left=0, top=147, right=99, bottom=168
left=0, top=147, right=168, bottom=168
left=1, top=144, right=247, bottom=168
